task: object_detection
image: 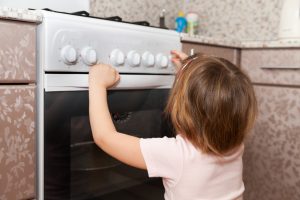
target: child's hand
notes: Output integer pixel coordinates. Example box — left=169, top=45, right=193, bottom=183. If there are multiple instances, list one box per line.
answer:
left=171, top=50, right=188, bottom=72
left=89, top=64, right=120, bottom=89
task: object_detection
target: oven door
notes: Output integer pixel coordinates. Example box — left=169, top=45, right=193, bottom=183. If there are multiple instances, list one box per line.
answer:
left=44, top=89, right=174, bottom=200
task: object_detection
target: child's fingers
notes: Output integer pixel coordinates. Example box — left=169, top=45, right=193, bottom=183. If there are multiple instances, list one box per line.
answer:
left=171, top=50, right=188, bottom=61
left=115, top=70, right=120, bottom=82
left=171, top=58, right=182, bottom=71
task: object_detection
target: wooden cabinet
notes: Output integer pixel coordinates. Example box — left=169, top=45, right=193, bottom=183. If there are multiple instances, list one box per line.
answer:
left=0, top=86, right=36, bottom=200
left=241, top=48, right=300, bottom=200
left=0, top=20, right=36, bottom=83
left=182, top=42, right=240, bottom=66
left=243, top=86, right=300, bottom=200
left=241, top=49, right=300, bottom=85
left=0, top=19, right=37, bottom=199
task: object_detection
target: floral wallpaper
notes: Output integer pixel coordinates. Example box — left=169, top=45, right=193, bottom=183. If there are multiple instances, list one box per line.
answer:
left=0, top=20, right=36, bottom=83
left=90, top=0, right=283, bottom=41
left=0, top=86, right=36, bottom=200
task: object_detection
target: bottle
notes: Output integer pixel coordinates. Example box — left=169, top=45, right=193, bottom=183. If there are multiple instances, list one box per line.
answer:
left=175, top=11, right=187, bottom=33
left=186, top=12, right=199, bottom=36
left=159, top=9, right=167, bottom=29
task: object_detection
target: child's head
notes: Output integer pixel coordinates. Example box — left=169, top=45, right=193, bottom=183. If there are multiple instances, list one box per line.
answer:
left=166, top=54, right=257, bottom=155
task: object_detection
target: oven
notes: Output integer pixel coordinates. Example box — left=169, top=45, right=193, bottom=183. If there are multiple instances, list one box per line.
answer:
left=44, top=88, right=173, bottom=200
left=36, top=10, right=181, bottom=200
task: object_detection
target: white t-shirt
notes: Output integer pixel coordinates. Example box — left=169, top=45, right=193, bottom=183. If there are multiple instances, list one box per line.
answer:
left=140, top=135, right=244, bottom=200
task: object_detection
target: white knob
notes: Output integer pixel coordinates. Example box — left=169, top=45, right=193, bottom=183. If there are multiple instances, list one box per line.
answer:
left=156, top=53, right=169, bottom=68
left=110, top=49, right=125, bottom=66
left=61, top=45, right=77, bottom=64
left=127, top=51, right=141, bottom=67
left=81, top=47, right=97, bottom=66
left=142, top=52, right=155, bottom=67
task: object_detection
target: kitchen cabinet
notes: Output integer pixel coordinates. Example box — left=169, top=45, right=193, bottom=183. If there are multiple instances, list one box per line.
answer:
left=241, top=49, right=300, bottom=200
left=241, top=49, right=300, bottom=85
left=0, top=19, right=37, bottom=200
left=0, top=20, right=36, bottom=83
left=182, top=42, right=240, bottom=66
left=0, top=86, right=36, bottom=200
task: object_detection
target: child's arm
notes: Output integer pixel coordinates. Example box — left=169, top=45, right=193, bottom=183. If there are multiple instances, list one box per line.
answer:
left=89, top=64, right=146, bottom=170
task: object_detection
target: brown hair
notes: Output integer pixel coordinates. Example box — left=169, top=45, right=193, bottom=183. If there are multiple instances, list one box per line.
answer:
left=166, top=54, right=257, bottom=155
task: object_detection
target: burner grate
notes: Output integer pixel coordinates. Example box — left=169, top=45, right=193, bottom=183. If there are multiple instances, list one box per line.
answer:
left=31, top=8, right=167, bottom=29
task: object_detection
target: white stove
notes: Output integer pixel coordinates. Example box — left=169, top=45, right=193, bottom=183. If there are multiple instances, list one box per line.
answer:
left=37, top=10, right=181, bottom=91
left=37, top=10, right=181, bottom=200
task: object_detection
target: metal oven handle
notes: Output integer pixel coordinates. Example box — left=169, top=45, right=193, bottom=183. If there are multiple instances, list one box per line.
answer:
left=44, top=74, right=175, bottom=92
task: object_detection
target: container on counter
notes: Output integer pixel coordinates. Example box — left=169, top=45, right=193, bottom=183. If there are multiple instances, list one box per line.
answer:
left=186, top=12, right=199, bottom=36
left=175, top=11, right=187, bottom=33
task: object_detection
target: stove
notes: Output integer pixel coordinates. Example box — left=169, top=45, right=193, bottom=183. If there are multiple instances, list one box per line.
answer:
left=36, top=9, right=181, bottom=200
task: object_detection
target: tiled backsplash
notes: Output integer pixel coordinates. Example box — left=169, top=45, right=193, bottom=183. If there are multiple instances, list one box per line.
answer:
left=90, top=0, right=283, bottom=41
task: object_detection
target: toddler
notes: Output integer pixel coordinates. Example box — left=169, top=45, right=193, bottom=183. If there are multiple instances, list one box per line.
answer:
left=88, top=50, right=257, bottom=200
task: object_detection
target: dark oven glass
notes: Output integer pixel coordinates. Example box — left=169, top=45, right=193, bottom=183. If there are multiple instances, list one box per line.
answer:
left=44, top=89, right=174, bottom=200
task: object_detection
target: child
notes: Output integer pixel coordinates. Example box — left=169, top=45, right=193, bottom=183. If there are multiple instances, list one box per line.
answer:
left=88, top=50, right=257, bottom=200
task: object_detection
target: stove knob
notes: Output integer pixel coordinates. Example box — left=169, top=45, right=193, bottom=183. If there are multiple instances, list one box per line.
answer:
left=156, top=53, right=169, bottom=68
left=81, top=47, right=97, bottom=66
left=110, top=49, right=125, bottom=66
left=142, top=52, right=155, bottom=67
left=127, top=51, right=141, bottom=67
left=61, top=45, right=77, bottom=64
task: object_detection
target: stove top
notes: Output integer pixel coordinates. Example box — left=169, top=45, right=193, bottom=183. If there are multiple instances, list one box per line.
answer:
left=37, top=6, right=181, bottom=81
left=32, top=8, right=162, bottom=29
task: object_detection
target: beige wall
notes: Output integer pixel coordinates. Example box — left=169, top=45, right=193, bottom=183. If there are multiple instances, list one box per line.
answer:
left=90, top=0, right=283, bottom=41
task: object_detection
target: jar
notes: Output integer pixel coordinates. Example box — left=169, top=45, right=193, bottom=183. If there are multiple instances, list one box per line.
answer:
left=186, top=12, right=199, bottom=36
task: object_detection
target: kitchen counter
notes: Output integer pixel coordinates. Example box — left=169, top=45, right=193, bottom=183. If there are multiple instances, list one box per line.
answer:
left=181, top=33, right=242, bottom=48
left=181, top=33, right=300, bottom=49
left=1, top=7, right=300, bottom=48
left=240, top=40, right=300, bottom=48
left=0, top=7, right=42, bottom=23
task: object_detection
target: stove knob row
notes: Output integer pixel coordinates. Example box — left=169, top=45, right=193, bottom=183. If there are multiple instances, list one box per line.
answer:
left=61, top=45, right=98, bottom=66
left=109, top=49, right=169, bottom=68
left=61, top=46, right=170, bottom=69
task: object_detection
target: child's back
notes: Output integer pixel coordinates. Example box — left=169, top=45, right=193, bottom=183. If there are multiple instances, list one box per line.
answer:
left=141, top=135, right=244, bottom=200
left=140, top=53, right=257, bottom=200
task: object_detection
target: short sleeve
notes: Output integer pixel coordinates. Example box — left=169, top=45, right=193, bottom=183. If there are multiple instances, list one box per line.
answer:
left=140, top=136, right=183, bottom=182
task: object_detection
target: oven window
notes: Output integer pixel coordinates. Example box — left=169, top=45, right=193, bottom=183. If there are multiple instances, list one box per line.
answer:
left=44, top=89, right=174, bottom=200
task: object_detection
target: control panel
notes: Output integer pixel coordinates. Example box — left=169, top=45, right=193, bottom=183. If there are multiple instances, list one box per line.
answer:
left=39, top=14, right=181, bottom=74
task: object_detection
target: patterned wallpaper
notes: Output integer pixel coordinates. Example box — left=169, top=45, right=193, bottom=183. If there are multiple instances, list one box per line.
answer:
left=90, top=0, right=283, bottom=41
left=90, top=0, right=181, bottom=30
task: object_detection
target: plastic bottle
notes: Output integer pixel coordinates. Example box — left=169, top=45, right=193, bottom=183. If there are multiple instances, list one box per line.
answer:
left=175, top=11, right=187, bottom=33
left=159, top=9, right=167, bottom=29
left=186, top=12, right=199, bottom=35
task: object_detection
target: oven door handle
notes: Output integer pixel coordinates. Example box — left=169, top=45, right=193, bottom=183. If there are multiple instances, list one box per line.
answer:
left=45, top=74, right=175, bottom=91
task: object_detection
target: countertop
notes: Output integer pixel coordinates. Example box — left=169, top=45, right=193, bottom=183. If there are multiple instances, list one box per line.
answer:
left=1, top=7, right=300, bottom=48
left=181, top=33, right=300, bottom=49
left=0, top=7, right=42, bottom=23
